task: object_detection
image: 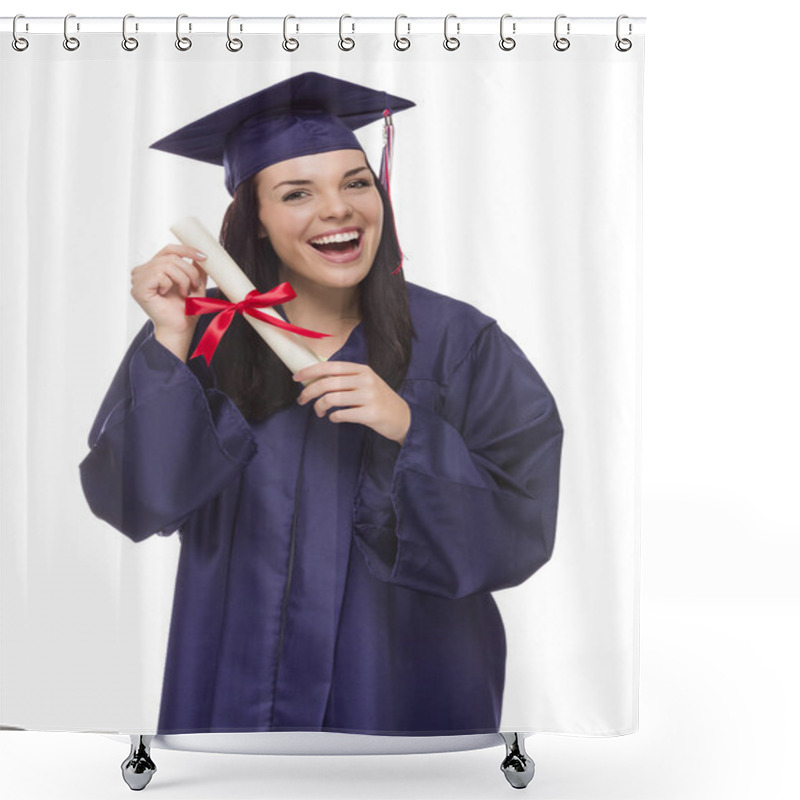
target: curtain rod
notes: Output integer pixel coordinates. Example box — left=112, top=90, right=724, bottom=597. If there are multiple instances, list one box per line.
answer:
left=1, top=16, right=646, bottom=37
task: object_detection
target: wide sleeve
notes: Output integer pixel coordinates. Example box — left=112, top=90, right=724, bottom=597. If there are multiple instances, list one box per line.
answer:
left=352, top=321, right=563, bottom=600
left=79, top=320, right=257, bottom=543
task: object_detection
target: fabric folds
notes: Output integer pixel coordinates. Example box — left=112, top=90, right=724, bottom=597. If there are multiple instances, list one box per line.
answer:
left=353, top=322, right=563, bottom=599
left=79, top=323, right=257, bottom=541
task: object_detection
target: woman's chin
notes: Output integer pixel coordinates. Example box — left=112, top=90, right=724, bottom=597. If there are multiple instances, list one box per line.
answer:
left=285, top=261, right=372, bottom=291
left=318, top=271, right=369, bottom=290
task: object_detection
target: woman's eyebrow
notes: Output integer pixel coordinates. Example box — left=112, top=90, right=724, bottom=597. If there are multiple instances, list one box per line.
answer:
left=272, top=166, right=368, bottom=191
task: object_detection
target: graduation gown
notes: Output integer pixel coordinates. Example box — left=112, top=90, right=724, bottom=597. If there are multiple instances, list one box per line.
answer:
left=80, top=281, right=563, bottom=735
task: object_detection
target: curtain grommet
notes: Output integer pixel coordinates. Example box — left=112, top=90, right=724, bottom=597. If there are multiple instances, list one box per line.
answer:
left=553, top=14, right=570, bottom=52
left=394, top=15, right=411, bottom=51
left=443, top=14, right=460, bottom=51
left=121, top=14, right=139, bottom=51
left=12, top=14, right=29, bottom=51
left=175, top=14, right=192, bottom=51
left=615, top=15, right=632, bottom=52
left=282, top=15, right=299, bottom=52
left=63, top=13, right=80, bottom=51
left=338, top=15, right=355, bottom=51
left=499, top=14, right=516, bottom=51
left=226, top=15, right=243, bottom=52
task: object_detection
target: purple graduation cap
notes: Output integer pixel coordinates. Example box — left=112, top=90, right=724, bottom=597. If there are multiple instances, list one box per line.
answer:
left=149, top=71, right=415, bottom=197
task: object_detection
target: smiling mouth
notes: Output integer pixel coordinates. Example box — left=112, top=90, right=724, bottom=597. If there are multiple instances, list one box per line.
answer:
left=311, top=240, right=359, bottom=254
left=308, top=231, right=362, bottom=255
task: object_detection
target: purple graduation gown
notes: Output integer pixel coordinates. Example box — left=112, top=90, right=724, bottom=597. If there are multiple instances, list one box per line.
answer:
left=80, top=282, right=563, bottom=735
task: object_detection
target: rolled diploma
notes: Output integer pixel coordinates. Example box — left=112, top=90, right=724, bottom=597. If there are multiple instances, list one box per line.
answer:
left=170, top=216, right=325, bottom=375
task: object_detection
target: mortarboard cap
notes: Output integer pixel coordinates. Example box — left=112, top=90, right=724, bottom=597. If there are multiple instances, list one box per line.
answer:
left=149, top=71, right=415, bottom=196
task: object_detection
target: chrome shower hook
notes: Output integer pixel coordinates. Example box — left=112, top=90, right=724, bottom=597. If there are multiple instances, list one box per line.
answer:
left=122, top=14, right=139, bottom=51
left=394, top=14, right=410, bottom=51
left=282, top=15, right=299, bottom=51
left=226, top=15, right=243, bottom=51
left=499, top=13, right=516, bottom=51
left=12, top=14, right=29, bottom=51
left=338, top=15, right=355, bottom=51
left=553, top=14, right=570, bottom=52
left=615, top=15, right=632, bottom=51
left=443, top=14, right=460, bottom=51
left=175, top=14, right=192, bottom=51
left=63, top=13, right=80, bottom=51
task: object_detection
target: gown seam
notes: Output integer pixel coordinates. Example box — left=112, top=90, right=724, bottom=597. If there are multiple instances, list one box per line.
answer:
left=268, top=407, right=313, bottom=730
left=206, top=473, right=247, bottom=729
left=442, top=321, right=498, bottom=388
left=320, top=425, right=370, bottom=728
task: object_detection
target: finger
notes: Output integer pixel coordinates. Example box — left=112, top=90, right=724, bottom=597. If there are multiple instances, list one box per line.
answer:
left=293, top=361, right=367, bottom=384
left=297, top=375, right=360, bottom=405
left=155, top=243, right=208, bottom=263
left=312, top=390, right=364, bottom=417
left=133, top=254, right=201, bottom=289
left=164, top=255, right=206, bottom=292
left=150, top=262, right=194, bottom=298
left=194, top=265, right=209, bottom=284
left=152, top=272, right=173, bottom=297
left=327, top=407, right=363, bottom=425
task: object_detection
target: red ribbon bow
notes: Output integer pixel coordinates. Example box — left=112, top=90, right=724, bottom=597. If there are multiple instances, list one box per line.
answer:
left=185, top=283, right=329, bottom=364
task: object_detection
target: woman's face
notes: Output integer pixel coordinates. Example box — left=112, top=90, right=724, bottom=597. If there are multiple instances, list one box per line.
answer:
left=254, top=149, right=384, bottom=291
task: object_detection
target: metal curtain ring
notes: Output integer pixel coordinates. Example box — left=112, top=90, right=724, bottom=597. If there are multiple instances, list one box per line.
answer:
left=338, top=14, right=355, bottom=51
left=283, top=15, right=299, bottom=51
left=553, top=14, right=570, bottom=51
left=122, top=14, right=139, bottom=51
left=12, top=14, right=29, bottom=51
left=175, top=14, right=192, bottom=51
left=63, top=13, right=80, bottom=51
left=394, top=14, right=410, bottom=51
left=443, top=14, right=460, bottom=51
left=499, top=13, right=516, bottom=51
left=615, top=14, right=632, bottom=51
left=227, top=15, right=243, bottom=51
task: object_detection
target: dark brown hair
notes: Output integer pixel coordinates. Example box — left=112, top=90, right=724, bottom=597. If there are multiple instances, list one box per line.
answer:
left=209, top=163, right=414, bottom=421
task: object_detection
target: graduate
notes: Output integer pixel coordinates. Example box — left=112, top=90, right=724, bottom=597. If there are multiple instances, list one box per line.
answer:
left=80, top=72, right=564, bottom=736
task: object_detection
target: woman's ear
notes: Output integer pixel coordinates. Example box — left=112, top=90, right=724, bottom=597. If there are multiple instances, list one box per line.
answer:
left=257, top=222, right=269, bottom=239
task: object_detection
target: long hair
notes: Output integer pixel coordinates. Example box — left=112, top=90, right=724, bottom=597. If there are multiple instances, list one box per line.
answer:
left=209, top=163, right=414, bottom=421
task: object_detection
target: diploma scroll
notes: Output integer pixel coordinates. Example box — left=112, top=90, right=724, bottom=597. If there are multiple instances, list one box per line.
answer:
left=171, top=216, right=324, bottom=374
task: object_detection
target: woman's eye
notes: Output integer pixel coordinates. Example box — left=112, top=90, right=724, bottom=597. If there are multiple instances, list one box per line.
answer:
left=346, top=179, right=372, bottom=189
left=282, top=190, right=309, bottom=202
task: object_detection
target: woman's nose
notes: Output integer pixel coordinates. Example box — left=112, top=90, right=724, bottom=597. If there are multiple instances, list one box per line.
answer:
left=319, top=192, right=352, bottom=220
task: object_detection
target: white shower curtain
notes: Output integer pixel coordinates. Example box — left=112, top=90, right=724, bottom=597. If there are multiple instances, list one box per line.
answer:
left=0, top=22, right=643, bottom=737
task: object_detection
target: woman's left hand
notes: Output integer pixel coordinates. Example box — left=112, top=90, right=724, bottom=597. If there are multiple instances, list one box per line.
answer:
left=294, top=361, right=411, bottom=445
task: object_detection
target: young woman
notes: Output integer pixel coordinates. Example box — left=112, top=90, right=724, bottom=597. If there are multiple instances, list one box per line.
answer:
left=80, top=73, right=563, bottom=736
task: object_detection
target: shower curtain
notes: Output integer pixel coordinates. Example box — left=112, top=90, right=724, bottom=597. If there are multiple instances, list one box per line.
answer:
left=0, top=19, right=643, bottom=739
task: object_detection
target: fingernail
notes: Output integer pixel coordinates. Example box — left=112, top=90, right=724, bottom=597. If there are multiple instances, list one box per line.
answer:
left=195, top=251, right=207, bottom=259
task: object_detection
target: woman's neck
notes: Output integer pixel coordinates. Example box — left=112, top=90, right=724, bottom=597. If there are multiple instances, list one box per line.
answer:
left=277, top=266, right=361, bottom=334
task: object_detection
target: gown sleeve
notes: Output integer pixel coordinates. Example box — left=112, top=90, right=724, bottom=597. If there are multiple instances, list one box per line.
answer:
left=79, top=320, right=257, bottom=543
left=352, top=321, right=563, bottom=600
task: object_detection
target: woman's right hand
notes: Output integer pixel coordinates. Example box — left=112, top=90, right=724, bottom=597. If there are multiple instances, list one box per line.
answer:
left=131, top=245, right=208, bottom=360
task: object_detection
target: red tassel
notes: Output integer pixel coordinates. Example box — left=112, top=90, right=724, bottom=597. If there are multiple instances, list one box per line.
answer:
left=380, top=109, right=405, bottom=276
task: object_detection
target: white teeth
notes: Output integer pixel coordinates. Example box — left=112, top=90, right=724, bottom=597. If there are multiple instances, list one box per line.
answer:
left=310, top=231, right=360, bottom=245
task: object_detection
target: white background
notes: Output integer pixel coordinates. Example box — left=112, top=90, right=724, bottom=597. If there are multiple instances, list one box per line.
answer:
left=1, top=2, right=798, bottom=800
